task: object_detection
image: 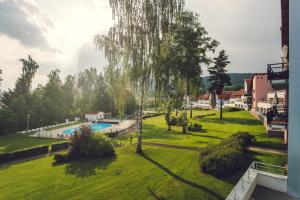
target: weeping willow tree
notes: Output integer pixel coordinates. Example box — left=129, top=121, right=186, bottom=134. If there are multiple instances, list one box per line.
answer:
left=105, top=65, right=128, bottom=122
left=95, top=0, right=184, bottom=153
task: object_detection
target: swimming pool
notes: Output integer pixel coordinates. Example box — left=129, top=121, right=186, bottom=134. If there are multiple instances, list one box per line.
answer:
left=63, top=123, right=112, bottom=134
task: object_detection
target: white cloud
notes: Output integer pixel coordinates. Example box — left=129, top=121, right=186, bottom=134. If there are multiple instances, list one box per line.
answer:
left=0, top=0, right=283, bottom=90
left=0, top=0, right=56, bottom=51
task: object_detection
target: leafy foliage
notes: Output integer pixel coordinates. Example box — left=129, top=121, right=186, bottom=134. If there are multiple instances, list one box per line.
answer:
left=54, top=125, right=115, bottom=163
left=200, top=132, right=255, bottom=176
left=187, top=123, right=202, bottom=132
left=0, top=56, right=136, bottom=135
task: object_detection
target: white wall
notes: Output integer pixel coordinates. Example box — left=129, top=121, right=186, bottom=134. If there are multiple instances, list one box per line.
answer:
left=257, top=172, right=287, bottom=193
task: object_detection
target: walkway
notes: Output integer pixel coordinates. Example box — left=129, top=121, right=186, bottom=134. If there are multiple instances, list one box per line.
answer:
left=141, top=142, right=287, bottom=155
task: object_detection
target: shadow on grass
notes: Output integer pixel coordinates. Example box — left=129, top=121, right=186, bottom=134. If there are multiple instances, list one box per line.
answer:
left=188, top=133, right=222, bottom=140
left=147, top=187, right=167, bottom=200
left=141, top=153, right=223, bottom=200
left=199, top=117, right=261, bottom=126
left=142, top=124, right=190, bottom=140
left=53, top=156, right=116, bottom=178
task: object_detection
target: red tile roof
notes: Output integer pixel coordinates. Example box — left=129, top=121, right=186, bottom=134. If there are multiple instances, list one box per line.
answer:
left=198, top=89, right=245, bottom=101
left=197, top=93, right=210, bottom=100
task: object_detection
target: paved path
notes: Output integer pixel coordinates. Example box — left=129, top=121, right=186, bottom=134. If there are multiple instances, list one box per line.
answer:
left=141, top=142, right=288, bottom=155
left=248, top=146, right=287, bottom=155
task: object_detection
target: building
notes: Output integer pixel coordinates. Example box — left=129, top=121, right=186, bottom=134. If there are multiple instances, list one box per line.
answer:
left=250, top=74, right=274, bottom=112
left=226, top=0, right=300, bottom=199
left=194, top=89, right=248, bottom=110
left=193, top=93, right=212, bottom=109
left=84, top=111, right=105, bottom=121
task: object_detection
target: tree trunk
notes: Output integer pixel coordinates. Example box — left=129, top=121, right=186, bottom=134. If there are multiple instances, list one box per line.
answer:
left=182, top=87, right=188, bottom=133
left=190, top=106, right=193, bottom=118
left=220, top=99, right=223, bottom=120
left=168, top=125, right=171, bottom=131
left=176, top=109, right=178, bottom=116
left=136, top=79, right=145, bottom=154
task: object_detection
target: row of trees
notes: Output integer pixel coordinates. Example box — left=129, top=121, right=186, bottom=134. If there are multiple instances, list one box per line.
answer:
left=98, top=0, right=230, bottom=153
left=0, top=56, right=136, bottom=135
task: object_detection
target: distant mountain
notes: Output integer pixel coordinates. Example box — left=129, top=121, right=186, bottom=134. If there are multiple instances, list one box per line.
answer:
left=202, top=73, right=253, bottom=91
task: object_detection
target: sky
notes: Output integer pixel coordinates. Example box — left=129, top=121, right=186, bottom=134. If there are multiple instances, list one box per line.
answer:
left=0, top=0, right=282, bottom=90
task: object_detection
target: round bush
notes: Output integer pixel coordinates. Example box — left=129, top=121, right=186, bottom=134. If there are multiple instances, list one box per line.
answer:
left=170, top=116, right=177, bottom=126
left=66, top=125, right=115, bottom=160
left=187, top=123, right=202, bottom=132
left=81, top=134, right=115, bottom=158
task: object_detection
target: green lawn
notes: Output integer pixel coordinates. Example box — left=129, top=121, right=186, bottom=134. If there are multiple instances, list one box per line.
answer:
left=140, top=110, right=283, bottom=148
left=0, top=110, right=287, bottom=200
left=0, top=135, right=62, bottom=153
left=0, top=145, right=287, bottom=200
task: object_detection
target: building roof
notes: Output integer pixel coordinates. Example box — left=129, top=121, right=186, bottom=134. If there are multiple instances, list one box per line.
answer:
left=198, top=89, right=245, bottom=101
left=197, top=93, right=210, bottom=100
left=85, top=111, right=102, bottom=115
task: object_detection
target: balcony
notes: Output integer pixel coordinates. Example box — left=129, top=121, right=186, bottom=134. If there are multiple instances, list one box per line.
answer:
left=267, top=105, right=288, bottom=126
left=267, top=63, right=289, bottom=90
left=226, top=162, right=289, bottom=200
left=267, top=63, right=289, bottom=81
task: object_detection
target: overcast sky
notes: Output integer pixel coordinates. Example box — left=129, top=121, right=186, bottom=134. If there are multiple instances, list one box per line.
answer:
left=0, top=0, right=282, bottom=90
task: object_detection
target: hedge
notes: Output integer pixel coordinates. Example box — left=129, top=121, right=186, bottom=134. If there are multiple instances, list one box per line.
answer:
left=0, top=145, right=49, bottom=164
left=223, top=107, right=242, bottom=112
left=200, top=132, right=255, bottom=176
left=187, top=123, right=202, bottom=132
left=51, top=142, right=68, bottom=152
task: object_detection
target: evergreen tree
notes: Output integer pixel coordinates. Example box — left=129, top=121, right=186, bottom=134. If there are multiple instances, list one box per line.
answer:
left=208, top=50, right=231, bottom=119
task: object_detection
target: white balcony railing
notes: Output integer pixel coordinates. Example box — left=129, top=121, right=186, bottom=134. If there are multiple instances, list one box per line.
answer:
left=226, top=161, right=287, bottom=200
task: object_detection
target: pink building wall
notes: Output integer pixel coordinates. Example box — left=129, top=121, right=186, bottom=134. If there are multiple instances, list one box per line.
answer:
left=251, top=74, right=274, bottom=112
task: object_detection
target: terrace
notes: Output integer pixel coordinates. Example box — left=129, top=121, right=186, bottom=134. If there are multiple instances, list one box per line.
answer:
left=226, top=162, right=293, bottom=200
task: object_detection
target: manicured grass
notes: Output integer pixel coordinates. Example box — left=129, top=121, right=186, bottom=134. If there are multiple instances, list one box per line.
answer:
left=0, top=145, right=287, bottom=200
left=140, top=110, right=283, bottom=148
left=0, top=135, right=62, bottom=153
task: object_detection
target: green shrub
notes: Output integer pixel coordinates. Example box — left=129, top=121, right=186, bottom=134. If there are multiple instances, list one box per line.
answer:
left=51, top=142, right=68, bottom=152
left=0, top=153, right=14, bottom=163
left=81, top=134, right=115, bottom=158
left=200, top=132, right=254, bottom=176
left=176, top=115, right=184, bottom=126
left=201, top=147, right=246, bottom=176
left=105, top=131, right=118, bottom=138
left=54, top=152, right=69, bottom=163
left=0, top=145, right=49, bottom=164
left=194, top=113, right=216, bottom=119
left=187, top=123, right=202, bottom=132
left=170, top=116, right=177, bottom=126
left=223, top=107, right=242, bottom=112
left=63, top=125, right=115, bottom=161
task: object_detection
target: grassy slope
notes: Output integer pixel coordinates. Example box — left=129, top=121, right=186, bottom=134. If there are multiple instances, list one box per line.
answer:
left=0, top=135, right=62, bottom=153
left=0, top=145, right=287, bottom=200
left=141, top=110, right=282, bottom=148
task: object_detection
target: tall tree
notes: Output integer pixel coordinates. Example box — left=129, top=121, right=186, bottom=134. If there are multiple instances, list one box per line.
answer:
left=96, top=0, right=184, bottom=153
left=168, top=11, right=219, bottom=132
left=208, top=50, right=231, bottom=119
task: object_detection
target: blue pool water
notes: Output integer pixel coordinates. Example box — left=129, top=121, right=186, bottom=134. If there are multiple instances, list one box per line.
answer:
left=63, top=123, right=112, bottom=134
